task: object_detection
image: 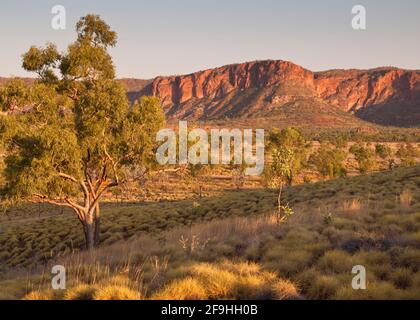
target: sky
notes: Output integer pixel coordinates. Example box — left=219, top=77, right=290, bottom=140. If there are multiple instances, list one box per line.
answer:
left=0, top=0, right=419, bottom=79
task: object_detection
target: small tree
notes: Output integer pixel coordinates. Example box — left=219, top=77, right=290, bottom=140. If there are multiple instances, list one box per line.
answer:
left=186, top=164, right=208, bottom=198
left=309, top=143, right=347, bottom=179
left=375, top=144, right=392, bottom=160
left=230, top=163, right=246, bottom=190
left=396, top=144, right=419, bottom=167
left=349, top=144, right=376, bottom=174
left=268, top=127, right=308, bottom=185
left=267, top=147, right=295, bottom=224
left=375, top=143, right=394, bottom=170
left=0, top=15, right=165, bottom=250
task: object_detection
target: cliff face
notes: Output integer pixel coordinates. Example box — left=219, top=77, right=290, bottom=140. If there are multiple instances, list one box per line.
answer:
left=314, top=68, right=420, bottom=112
left=2, top=61, right=419, bottom=127
left=136, top=60, right=420, bottom=127
left=145, top=60, right=314, bottom=107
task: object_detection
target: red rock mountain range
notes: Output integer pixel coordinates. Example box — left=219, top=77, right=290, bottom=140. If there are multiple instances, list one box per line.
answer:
left=2, top=60, right=419, bottom=127
left=126, top=60, right=420, bottom=127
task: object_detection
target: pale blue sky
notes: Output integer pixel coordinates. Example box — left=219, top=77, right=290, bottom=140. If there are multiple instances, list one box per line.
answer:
left=0, top=0, right=419, bottom=78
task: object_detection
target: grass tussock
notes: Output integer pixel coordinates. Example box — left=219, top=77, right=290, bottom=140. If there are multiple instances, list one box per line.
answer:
left=152, top=261, right=300, bottom=300
left=22, top=261, right=299, bottom=300
left=2, top=165, right=420, bottom=300
left=400, top=190, right=413, bottom=208
left=342, top=199, right=362, bottom=212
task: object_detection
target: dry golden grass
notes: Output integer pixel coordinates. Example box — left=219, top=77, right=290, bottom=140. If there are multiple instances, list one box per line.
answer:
left=64, top=284, right=97, bottom=300
left=93, top=285, right=140, bottom=300
left=3, top=166, right=420, bottom=300
left=151, top=277, right=208, bottom=300
left=152, top=261, right=299, bottom=300
left=400, top=190, right=413, bottom=208
left=272, top=280, right=300, bottom=300
left=23, top=290, right=65, bottom=300
left=342, top=199, right=362, bottom=212
left=23, top=260, right=299, bottom=300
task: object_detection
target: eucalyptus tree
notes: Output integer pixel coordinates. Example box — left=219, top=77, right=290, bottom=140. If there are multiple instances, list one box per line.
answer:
left=267, top=147, right=295, bottom=224
left=267, top=127, right=308, bottom=185
left=0, top=15, right=165, bottom=250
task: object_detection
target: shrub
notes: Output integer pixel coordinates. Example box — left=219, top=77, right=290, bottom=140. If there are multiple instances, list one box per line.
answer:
left=317, top=250, right=354, bottom=274
left=352, top=251, right=392, bottom=280
left=396, top=144, right=419, bottom=167
left=265, top=249, right=314, bottom=276
left=390, top=268, right=412, bottom=289
left=406, top=232, right=420, bottom=246
left=349, top=144, right=376, bottom=174
left=308, top=144, right=347, bottom=179
left=393, top=248, right=420, bottom=272
left=306, top=274, right=341, bottom=300
left=375, top=144, right=392, bottom=160
left=334, top=281, right=402, bottom=300
left=400, top=190, right=413, bottom=208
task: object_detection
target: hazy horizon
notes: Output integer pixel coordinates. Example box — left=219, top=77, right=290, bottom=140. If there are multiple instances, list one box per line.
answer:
left=1, top=58, right=419, bottom=81
left=0, top=0, right=419, bottom=78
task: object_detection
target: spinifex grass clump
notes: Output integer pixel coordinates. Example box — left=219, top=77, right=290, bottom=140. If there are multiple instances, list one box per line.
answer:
left=1, top=166, right=420, bottom=300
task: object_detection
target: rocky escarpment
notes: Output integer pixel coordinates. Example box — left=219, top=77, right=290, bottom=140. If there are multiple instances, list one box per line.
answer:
left=132, top=60, right=420, bottom=127
left=144, top=60, right=313, bottom=106
left=2, top=61, right=419, bottom=127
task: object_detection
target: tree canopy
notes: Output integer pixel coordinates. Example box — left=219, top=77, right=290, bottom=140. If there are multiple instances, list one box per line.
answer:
left=0, top=14, right=165, bottom=250
left=267, top=127, right=308, bottom=185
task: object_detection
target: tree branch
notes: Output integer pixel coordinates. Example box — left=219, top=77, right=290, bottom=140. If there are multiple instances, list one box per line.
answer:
left=32, top=193, right=86, bottom=213
left=57, top=172, right=79, bottom=183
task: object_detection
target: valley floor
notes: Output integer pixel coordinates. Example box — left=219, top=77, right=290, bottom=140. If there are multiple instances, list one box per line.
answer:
left=0, top=166, right=420, bottom=299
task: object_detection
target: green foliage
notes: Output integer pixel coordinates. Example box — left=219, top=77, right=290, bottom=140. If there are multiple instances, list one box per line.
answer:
left=187, top=164, right=206, bottom=178
left=76, top=14, right=117, bottom=48
left=0, top=14, right=165, bottom=250
left=309, top=143, right=347, bottom=179
left=268, top=127, right=308, bottom=185
left=328, top=135, right=348, bottom=149
left=1, top=83, right=79, bottom=200
left=375, top=144, right=392, bottom=160
left=349, top=144, right=376, bottom=174
left=22, top=43, right=61, bottom=83
left=302, top=127, right=420, bottom=143
left=0, top=79, right=30, bottom=112
left=2, top=16, right=164, bottom=202
left=269, top=148, right=295, bottom=188
left=1, top=166, right=420, bottom=299
left=266, top=147, right=295, bottom=224
left=396, top=144, right=419, bottom=167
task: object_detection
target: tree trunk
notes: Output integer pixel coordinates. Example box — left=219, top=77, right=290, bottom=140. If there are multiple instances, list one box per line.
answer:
left=94, top=204, right=101, bottom=246
left=277, top=183, right=283, bottom=225
left=287, top=174, right=293, bottom=186
left=84, top=222, right=95, bottom=251
left=79, top=205, right=100, bottom=251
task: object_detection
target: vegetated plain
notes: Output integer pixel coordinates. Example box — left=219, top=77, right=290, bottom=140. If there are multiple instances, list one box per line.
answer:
left=1, top=165, right=419, bottom=300
left=1, top=13, right=420, bottom=301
